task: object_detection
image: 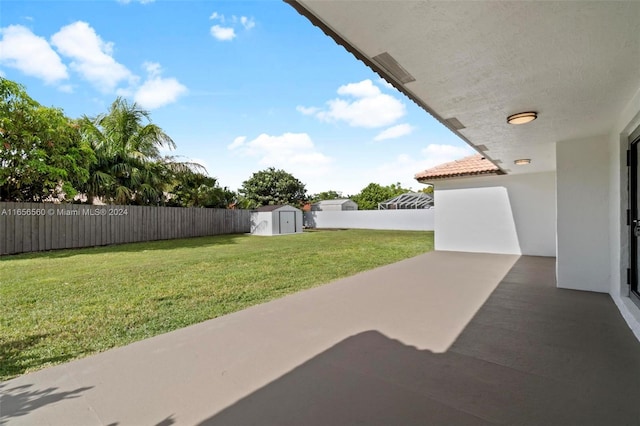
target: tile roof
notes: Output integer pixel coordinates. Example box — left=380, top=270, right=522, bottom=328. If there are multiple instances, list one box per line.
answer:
left=414, top=154, right=501, bottom=181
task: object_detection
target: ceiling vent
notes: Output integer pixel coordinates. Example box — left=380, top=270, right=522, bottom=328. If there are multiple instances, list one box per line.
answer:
left=372, top=52, right=416, bottom=84
left=445, top=117, right=466, bottom=130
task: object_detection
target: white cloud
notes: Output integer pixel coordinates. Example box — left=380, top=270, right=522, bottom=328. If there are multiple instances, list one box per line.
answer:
left=228, top=136, right=246, bottom=150
left=210, top=12, right=224, bottom=21
left=209, top=11, right=254, bottom=41
left=240, top=16, right=256, bottom=30
left=51, top=21, right=133, bottom=92
left=376, top=144, right=474, bottom=190
left=0, top=25, right=68, bottom=84
left=229, top=132, right=333, bottom=177
left=1, top=22, right=184, bottom=104
left=319, top=96, right=405, bottom=128
left=134, top=78, right=187, bottom=109
left=296, top=105, right=319, bottom=115
left=143, top=61, right=162, bottom=78
left=115, top=86, right=134, bottom=98
left=303, top=79, right=406, bottom=128
left=134, top=62, right=187, bottom=109
left=210, top=25, right=235, bottom=41
left=374, top=123, right=414, bottom=141
left=187, top=157, right=210, bottom=175
left=337, top=79, right=381, bottom=98
left=58, top=84, right=74, bottom=93
left=420, top=144, right=474, bottom=164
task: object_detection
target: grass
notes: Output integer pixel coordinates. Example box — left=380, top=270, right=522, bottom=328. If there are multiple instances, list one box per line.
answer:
left=0, top=229, right=433, bottom=381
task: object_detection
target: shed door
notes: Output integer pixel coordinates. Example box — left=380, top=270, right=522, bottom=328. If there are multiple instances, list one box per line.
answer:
left=279, top=211, right=296, bottom=234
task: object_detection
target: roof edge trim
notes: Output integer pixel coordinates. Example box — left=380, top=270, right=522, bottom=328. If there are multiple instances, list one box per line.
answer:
left=416, top=169, right=503, bottom=183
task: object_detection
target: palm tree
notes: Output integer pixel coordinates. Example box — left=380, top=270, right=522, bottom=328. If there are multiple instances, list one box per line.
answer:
left=81, top=97, right=200, bottom=205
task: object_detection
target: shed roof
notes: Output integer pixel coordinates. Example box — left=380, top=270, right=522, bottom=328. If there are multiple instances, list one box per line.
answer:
left=255, top=205, right=300, bottom=212
left=415, top=154, right=501, bottom=182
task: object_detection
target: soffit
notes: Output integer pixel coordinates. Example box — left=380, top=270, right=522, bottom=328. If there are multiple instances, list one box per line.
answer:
left=290, top=1, right=640, bottom=174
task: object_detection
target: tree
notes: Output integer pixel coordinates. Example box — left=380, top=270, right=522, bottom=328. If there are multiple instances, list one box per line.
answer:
left=0, top=78, right=95, bottom=201
left=351, top=182, right=410, bottom=210
left=310, top=190, right=343, bottom=202
left=239, top=167, right=307, bottom=208
left=168, top=170, right=236, bottom=208
left=420, top=185, right=434, bottom=194
left=80, top=97, right=199, bottom=205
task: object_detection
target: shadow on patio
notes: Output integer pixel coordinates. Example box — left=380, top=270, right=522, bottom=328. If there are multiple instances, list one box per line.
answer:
left=201, top=256, right=640, bottom=425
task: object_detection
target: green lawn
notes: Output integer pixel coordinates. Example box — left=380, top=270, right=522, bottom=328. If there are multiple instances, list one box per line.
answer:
left=0, top=229, right=433, bottom=381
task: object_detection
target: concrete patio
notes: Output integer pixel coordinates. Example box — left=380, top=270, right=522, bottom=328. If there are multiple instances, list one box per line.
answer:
left=1, top=251, right=639, bottom=425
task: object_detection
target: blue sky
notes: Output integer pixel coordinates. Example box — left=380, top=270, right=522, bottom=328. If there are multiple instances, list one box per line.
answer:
left=0, top=0, right=472, bottom=196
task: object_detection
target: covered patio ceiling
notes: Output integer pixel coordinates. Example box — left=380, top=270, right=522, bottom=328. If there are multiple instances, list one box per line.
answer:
left=286, top=1, right=640, bottom=174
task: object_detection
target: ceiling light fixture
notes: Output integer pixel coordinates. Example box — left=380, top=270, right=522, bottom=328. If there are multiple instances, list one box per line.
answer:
left=507, top=112, right=537, bottom=125
left=514, top=158, right=531, bottom=165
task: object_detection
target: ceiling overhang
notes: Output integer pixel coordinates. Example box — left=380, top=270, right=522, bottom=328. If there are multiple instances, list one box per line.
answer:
left=286, top=0, right=640, bottom=175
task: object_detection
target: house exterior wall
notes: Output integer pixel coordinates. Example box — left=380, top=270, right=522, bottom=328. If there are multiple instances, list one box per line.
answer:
left=430, top=92, right=640, bottom=339
left=433, top=172, right=556, bottom=256
left=556, top=136, right=610, bottom=292
left=553, top=85, right=640, bottom=339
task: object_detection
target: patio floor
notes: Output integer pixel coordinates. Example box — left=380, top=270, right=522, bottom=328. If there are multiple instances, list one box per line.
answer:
left=1, top=251, right=639, bottom=425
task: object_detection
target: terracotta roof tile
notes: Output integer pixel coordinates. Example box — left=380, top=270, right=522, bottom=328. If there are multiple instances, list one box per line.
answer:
left=415, top=154, right=500, bottom=181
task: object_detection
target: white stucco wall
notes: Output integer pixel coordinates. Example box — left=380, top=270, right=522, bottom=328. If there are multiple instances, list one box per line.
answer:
left=433, top=172, right=556, bottom=256
left=304, top=210, right=434, bottom=231
left=556, top=137, right=610, bottom=292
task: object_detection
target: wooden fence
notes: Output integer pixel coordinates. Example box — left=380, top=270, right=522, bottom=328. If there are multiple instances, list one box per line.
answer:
left=0, top=202, right=251, bottom=256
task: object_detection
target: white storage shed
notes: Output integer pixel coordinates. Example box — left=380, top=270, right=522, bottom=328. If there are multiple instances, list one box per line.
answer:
left=311, top=199, right=358, bottom=211
left=250, top=205, right=303, bottom=236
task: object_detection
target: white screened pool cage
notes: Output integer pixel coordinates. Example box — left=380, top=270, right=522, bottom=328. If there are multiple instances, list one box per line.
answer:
left=378, top=192, right=434, bottom=210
